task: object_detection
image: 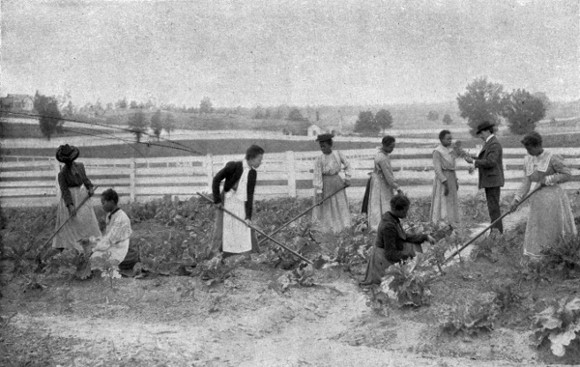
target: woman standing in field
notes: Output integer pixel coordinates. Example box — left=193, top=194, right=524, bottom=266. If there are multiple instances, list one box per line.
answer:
left=509, top=132, right=577, bottom=261
left=430, top=130, right=460, bottom=225
left=312, top=133, right=352, bottom=233
left=52, top=144, right=101, bottom=252
left=211, top=145, right=265, bottom=257
left=365, top=135, right=404, bottom=232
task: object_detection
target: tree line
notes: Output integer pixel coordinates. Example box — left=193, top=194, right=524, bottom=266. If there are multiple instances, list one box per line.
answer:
left=24, top=77, right=550, bottom=140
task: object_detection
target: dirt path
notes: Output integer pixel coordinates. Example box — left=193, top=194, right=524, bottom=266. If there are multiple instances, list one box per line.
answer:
left=2, top=265, right=544, bottom=367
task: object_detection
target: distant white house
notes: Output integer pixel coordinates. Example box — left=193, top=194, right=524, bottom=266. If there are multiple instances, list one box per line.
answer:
left=307, top=124, right=322, bottom=137
left=0, top=94, right=34, bottom=111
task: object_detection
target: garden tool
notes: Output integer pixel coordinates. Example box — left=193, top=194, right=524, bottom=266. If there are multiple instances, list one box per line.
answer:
left=443, top=185, right=543, bottom=264
left=39, top=186, right=100, bottom=253
left=257, top=185, right=348, bottom=246
left=197, top=193, right=320, bottom=268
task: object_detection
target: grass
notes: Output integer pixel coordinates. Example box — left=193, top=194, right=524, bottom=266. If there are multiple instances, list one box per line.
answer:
left=0, top=123, right=109, bottom=140
left=1, top=139, right=420, bottom=159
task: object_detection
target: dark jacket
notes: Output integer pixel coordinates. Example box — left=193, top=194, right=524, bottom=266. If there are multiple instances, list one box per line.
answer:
left=376, top=212, right=428, bottom=263
left=474, top=135, right=504, bottom=189
left=212, top=161, right=257, bottom=220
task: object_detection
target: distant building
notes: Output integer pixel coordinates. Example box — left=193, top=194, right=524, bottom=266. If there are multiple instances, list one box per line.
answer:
left=0, top=94, right=34, bottom=111
left=283, top=120, right=312, bottom=136
left=307, top=124, right=323, bottom=137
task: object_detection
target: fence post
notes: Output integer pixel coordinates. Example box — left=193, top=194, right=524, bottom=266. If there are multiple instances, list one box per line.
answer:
left=205, top=154, right=214, bottom=193
left=129, top=159, right=136, bottom=203
left=286, top=150, right=296, bottom=198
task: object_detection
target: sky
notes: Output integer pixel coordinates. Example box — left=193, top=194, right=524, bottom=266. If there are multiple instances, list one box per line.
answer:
left=1, top=0, right=578, bottom=108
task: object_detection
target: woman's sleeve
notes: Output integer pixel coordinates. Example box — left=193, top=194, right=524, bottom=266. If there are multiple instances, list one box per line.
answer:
left=78, top=163, right=93, bottom=190
left=433, top=151, right=447, bottom=183
left=546, top=155, right=572, bottom=185
left=313, top=157, right=323, bottom=194
left=514, top=161, right=532, bottom=201
left=377, top=155, right=399, bottom=190
left=97, top=214, right=133, bottom=251
left=212, top=162, right=232, bottom=203
left=339, top=151, right=352, bottom=178
left=245, top=169, right=257, bottom=220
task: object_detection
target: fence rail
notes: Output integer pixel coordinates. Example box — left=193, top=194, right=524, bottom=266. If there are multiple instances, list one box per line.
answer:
left=1, top=147, right=580, bottom=208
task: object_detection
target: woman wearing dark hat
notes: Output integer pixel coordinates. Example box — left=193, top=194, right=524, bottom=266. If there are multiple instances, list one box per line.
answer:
left=364, top=135, right=404, bottom=231
left=312, top=133, right=352, bottom=233
left=52, top=144, right=101, bottom=252
left=509, top=131, right=577, bottom=262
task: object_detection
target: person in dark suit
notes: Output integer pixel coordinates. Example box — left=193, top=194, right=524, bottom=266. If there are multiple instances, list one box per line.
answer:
left=360, top=194, right=435, bottom=286
left=210, top=145, right=265, bottom=257
left=465, top=121, right=505, bottom=233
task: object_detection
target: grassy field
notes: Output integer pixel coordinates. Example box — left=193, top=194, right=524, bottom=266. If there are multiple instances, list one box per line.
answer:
left=3, top=131, right=580, bottom=160
left=0, top=122, right=110, bottom=140
left=1, top=138, right=419, bottom=159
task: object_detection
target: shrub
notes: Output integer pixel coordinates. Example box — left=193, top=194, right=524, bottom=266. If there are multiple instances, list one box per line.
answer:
left=532, top=297, right=580, bottom=357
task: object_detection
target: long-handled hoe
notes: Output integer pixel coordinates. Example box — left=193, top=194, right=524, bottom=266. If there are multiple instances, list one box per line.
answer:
left=256, top=185, right=348, bottom=247
left=442, top=185, right=543, bottom=265
left=197, top=192, right=325, bottom=270
left=36, top=186, right=99, bottom=266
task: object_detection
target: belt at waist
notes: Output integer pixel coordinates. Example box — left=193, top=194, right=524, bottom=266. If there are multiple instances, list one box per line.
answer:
left=322, top=173, right=339, bottom=176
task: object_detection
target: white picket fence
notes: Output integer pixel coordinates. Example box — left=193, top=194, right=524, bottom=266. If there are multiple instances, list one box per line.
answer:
left=1, top=147, right=579, bottom=208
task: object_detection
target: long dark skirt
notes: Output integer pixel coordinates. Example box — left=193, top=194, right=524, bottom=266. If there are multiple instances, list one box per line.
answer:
left=360, top=243, right=417, bottom=285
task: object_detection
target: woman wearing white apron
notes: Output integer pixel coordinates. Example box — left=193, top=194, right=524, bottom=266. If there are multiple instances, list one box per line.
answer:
left=211, top=145, right=265, bottom=257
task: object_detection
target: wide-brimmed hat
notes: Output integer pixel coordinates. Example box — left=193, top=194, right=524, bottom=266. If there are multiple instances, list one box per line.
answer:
left=316, top=133, right=334, bottom=143
left=56, top=144, right=80, bottom=163
left=476, top=121, right=495, bottom=134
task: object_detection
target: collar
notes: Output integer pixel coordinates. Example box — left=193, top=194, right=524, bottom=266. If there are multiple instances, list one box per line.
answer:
left=524, top=150, right=552, bottom=176
left=485, top=134, right=495, bottom=143
left=243, top=159, right=253, bottom=171
left=385, top=211, right=401, bottom=223
left=107, top=207, right=121, bottom=220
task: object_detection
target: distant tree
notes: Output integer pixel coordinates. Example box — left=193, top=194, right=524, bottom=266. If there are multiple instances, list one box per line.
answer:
left=150, top=110, right=163, bottom=140
left=128, top=110, right=148, bottom=142
left=316, top=110, right=320, bottom=122
left=253, top=105, right=265, bottom=119
left=502, top=89, right=546, bottom=135
left=62, top=101, right=76, bottom=117
left=274, top=105, right=289, bottom=119
left=33, top=91, right=62, bottom=140
left=264, top=108, right=271, bottom=119
left=442, top=114, right=453, bottom=125
left=116, top=98, right=128, bottom=109
left=287, top=107, right=306, bottom=122
left=130, top=100, right=138, bottom=109
left=532, top=92, right=551, bottom=111
left=354, top=110, right=379, bottom=135
left=163, top=113, right=176, bottom=137
left=457, top=77, right=506, bottom=136
left=106, top=102, right=114, bottom=111
left=199, top=97, right=213, bottom=114
left=94, top=100, right=105, bottom=116
left=375, top=109, right=393, bottom=131
left=427, top=111, right=439, bottom=121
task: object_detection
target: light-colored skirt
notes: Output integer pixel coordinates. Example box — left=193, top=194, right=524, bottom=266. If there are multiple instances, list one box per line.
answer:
left=211, top=191, right=257, bottom=255
left=312, top=175, right=351, bottom=233
left=52, top=186, right=101, bottom=252
left=430, top=170, right=459, bottom=225
left=367, top=172, right=395, bottom=232
left=524, top=185, right=577, bottom=258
